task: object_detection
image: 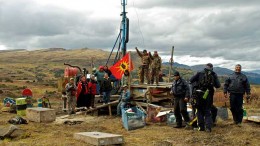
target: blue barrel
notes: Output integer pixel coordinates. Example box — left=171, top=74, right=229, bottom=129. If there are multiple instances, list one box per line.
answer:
left=38, top=98, right=43, bottom=107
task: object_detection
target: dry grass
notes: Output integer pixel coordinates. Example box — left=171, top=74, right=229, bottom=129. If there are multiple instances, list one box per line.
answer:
left=0, top=109, right=259, bottom=146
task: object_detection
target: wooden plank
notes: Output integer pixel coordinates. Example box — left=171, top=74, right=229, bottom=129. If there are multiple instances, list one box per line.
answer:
left=135, top=102, right=147, bottom=114
left=108, top=105, right=112, bottom=116
left=78, top=100, right=119, bottom=115
left=247, top=116, right=260, bottom=123
left=135, top=102, right=174, bottom=111
left=95, top=95, right=120, bottom=98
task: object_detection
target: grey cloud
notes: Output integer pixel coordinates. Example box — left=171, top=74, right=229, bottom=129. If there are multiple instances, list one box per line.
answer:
left=0, top=0, right=260, bottom=69
left=0, top=0, right=119, bottom=49
left=134, top=0, right=260, bottom=9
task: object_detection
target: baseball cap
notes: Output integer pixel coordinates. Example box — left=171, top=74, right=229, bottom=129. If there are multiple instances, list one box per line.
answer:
left=173, top=71, right=180, bottom=76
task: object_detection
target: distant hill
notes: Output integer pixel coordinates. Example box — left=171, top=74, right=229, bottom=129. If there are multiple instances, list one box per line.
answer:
left=164, top=62, right=260, bottom=85
left=1, top=48, right=259, bottom=85
left=250, top=70, right=260, bottom=74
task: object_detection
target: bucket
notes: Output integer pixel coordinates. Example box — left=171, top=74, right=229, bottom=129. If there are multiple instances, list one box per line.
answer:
left=38, top=98, right=43, bottom=107
left=16, top=98, right=27, bottom=116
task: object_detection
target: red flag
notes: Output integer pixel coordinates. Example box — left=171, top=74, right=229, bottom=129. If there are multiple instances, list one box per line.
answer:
left=110, top=52, right=134, bottom=79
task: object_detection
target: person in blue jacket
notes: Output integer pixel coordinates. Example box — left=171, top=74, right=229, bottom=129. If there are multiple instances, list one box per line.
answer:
left=224, top=64, right=251, bottom=126
left=117, top=85, right=130, bottom=116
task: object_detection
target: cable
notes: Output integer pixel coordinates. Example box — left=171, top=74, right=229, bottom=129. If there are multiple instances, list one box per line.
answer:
left=132, top=0, right=145, bottom=49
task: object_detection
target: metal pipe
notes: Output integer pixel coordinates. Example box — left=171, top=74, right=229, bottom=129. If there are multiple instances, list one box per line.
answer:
left=64, top=63, right=82, bottom=73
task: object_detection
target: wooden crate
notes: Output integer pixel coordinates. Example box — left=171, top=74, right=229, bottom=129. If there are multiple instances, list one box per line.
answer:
left=26, top=108, right=56, bottom=123
left=74, top=132, right=124, bottom=146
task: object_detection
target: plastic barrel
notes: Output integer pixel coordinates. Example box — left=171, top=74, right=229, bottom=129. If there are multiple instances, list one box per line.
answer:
left=38, top=98, right=43, bottom=107
left=16, top=98, right=27, bottom=116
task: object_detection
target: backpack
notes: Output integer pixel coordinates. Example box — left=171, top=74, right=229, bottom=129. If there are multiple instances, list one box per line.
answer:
left=198, top=69, right=215, bottom=90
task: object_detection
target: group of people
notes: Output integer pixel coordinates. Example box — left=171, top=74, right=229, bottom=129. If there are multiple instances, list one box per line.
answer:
left=63, top=64, right=131, bottom=115
left=135, top=47, right=162, bottom=85
left=64, top=75, right=97, bottom=115
left=62, top=49, right=251, bottom=133
left=171, top=63, right=251, bottom=132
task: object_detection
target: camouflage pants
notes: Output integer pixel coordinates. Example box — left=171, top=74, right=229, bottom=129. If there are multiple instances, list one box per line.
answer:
left=139, top=65, right=150, bottom=84
left=150, top=68, right=160, bottom=84
left=67, top=95, right=76, bottom=113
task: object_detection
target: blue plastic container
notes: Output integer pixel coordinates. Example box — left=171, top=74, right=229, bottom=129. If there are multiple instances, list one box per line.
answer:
left=121, top=106, right=146, bottom=131
left=38, top=98, right=43, bottom=107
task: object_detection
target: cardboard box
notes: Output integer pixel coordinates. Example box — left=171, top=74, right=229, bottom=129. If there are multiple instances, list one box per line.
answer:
left=26, top=108, right=56, bottom=123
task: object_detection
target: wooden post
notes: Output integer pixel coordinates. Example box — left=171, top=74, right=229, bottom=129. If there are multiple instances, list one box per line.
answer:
left=168, top=46, right=174, bottom=82
left=108, top=105, right=112, bottom=116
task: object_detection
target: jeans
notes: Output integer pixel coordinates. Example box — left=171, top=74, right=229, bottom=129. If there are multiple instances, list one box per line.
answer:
left=96, top=82, right=100, bottom=95
left=117, top=101, right=126, bottom=115
left=102, top=91, right=111, bottom=104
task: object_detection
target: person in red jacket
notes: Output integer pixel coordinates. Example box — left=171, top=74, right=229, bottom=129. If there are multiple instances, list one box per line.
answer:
left=76, top=76, right=89, bottom=108
left=90, top=75, right=97, bottom=108
left=86, top=75, right=97, bottom=109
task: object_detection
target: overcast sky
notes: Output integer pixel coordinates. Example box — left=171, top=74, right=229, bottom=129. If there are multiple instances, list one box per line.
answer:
left=0, top=0, right=259, bottom=70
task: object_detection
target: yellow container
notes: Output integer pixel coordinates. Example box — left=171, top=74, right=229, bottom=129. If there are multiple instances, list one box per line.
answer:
left=16, top=98, right=27, bottom=116
left=17, top=110, right=26, bottom=116
left=16, top=98, right=27, bottom=105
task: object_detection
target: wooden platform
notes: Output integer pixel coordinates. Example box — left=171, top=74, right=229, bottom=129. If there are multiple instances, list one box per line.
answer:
left=130, top=83, right=172, bottom=102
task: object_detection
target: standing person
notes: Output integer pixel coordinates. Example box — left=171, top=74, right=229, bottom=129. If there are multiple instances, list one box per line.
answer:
left=149, top=51, right=162, bottom=85
left=76, top=76, right=89, bottom=108
left=190, top=63, right=220, bottom=132
left=65, top=78, right=77, bottom=114
left=103, top=65, right=112, bottom=77
left=224, top=64, right=251, bottom=126
left=171, top=71, right=190, bottom=128
left=105, top=65, right=118, bottom=89
left=117, top=85, right=131, bottom=116
left=89, top=75, right=97, bottom=108
left=121, top=70, right=130, bottom=87
left=135, top=47, right=151, bottom=84
left=100, top=73, right=112, bottom=104
left=94, top=66, right=106, bottom=94
left=61, top=91, right=67, bottom=112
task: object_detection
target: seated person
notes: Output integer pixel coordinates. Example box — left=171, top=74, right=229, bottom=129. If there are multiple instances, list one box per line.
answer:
left=117, top=85, right=131, bottom=116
